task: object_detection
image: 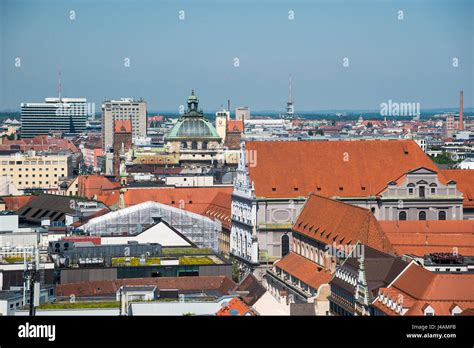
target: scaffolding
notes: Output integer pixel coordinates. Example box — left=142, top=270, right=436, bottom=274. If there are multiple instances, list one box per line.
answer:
left=80, top=201, right=219, bottom=251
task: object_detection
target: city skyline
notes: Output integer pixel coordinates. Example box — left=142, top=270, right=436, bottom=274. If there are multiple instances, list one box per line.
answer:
left=1, top=0, right=473, bottom=112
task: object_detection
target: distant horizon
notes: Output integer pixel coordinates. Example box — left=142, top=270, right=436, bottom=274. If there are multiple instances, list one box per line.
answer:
left=1, top=106, right=473, bottom=116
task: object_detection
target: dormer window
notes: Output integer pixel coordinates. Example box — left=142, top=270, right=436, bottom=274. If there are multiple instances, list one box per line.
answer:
left=419, top=186, right=425, bottom=198
left=423, top=305, right=435, bottom=316
left=451, top=305, right=462, bottom=316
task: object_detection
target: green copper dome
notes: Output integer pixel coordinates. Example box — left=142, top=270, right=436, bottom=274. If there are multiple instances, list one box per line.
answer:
left=165, top=90, right=221, bottom=141
left=165, top=118, right=220, bottom=140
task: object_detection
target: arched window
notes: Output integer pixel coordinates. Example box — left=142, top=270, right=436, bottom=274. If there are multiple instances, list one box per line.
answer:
left=399, top=211, right=407, bottom=221
left=243, top=235, right=247, bottom=257
left=202, top=141, right=208, bottom=150
left=181, top=142, right=187, bottom=149
left=281, top=234, right=289, bottom=257
left=191, top=141, right=198, bottom=150
left=419, top=211, right=426, bottom=221
left=438, top=211, right=446, bottom=220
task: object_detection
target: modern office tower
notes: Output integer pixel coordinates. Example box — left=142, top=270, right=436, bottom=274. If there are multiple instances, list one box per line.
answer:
left=101, top=98, right=147, bottom=150
left=0, top=152, right=72, bottom=191
left=235, top=107, right=250, bottom=121
left=20, top=98, right=87, bottom=138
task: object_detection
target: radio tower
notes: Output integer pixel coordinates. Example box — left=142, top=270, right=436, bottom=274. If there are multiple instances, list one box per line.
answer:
left=58, top=68, right=62, bottom=101
left=459, top=91, right=464, bottom=131
left=286, top=74, right=295, bottom=117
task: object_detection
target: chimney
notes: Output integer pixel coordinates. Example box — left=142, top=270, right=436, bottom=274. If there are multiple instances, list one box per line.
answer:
left=459, top=91, right=464, bottom=131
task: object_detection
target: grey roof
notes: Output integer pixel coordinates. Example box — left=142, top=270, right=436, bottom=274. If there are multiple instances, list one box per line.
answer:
left=0, top=290, right=23, bottom=300
left=331, top=244, right=410, bottom=301
left=17, top=194, right=83, bottom=224
left=121, top=286, right=157, bottom=292
left=233, top=273, right=266, bottom=306
left=290, top=303, right=316, bottom=316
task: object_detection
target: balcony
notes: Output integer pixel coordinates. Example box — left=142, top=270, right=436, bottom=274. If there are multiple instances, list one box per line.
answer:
left=266, top=268, right=312, bottom=300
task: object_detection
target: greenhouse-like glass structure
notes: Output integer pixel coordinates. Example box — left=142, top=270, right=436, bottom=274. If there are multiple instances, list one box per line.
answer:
left=80, top=201, right=219, bottom=251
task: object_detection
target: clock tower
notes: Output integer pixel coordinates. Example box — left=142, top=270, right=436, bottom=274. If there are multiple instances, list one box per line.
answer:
left=215, top=108, right=229, bottom=142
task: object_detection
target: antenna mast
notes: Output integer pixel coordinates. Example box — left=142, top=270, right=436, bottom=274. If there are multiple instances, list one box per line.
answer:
left=289, top=74, right=292, bottom=103
left=58, top=68, right=62, bottom=101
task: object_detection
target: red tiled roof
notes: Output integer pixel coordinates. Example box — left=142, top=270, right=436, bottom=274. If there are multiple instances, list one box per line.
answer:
left=246, top=140, right=438, bottom=198
left=373, top=263, right=474, bottom=315
left=123, top=186, right=233, bottom=215
left=1, top=136, right=79, bottom=153
left=441, top=169, right=474, bottom=208
left=95, top=190, right=120, bottom=207
left=114, top=120, right=132, bottom=133
left=275, top=252, right=332, bottom=290
left=203, top=192, right=232, bottom=229
left=380, top=220, right=474, bottom=256
left=227, top=120, right=244, bottom=133
left=1, top=195, right=36, bottom=211
left=216, top=297, right=258, bottom=316
left=77, top=175, right=121, bottom=199
left=293, top=194, right=395, bottom=254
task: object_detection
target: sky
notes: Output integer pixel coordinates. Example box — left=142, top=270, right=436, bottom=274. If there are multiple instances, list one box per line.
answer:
left=0, top=0, right=472, bottom=112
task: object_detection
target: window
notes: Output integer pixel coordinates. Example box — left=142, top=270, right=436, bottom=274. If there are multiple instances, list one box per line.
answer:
left=182, top=142, right=187, bottom=149
left=431, top=188, right=436, bottom=194
left=419, top=211, right=426, bottom=220
left=202, top=141, right=208, bottom=150
left=192, top=141, right=198, bottom=150
left=399, top=211, right=407, bottom=220
left=438, top=211, right=446, bottom=220
left=282, top=234, right=290, bottom=257
left=408, top=188, right=413, bottom=195
left=419, top=186, right=425, bottom=198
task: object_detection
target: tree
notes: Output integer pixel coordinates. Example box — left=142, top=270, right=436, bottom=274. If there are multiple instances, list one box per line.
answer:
left=231, top=261, right=240, bottom=283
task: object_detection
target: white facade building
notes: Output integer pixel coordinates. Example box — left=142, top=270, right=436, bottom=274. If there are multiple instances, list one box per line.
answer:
left=230, top=142, right=259, bottom=270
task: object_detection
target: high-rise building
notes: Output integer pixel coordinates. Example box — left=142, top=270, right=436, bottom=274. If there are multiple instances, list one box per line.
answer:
left=20, top=98, right=87, bottom=138
left=235, top=107, right=250, bottom=121
left=101, top=98, right=147, bottom=150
